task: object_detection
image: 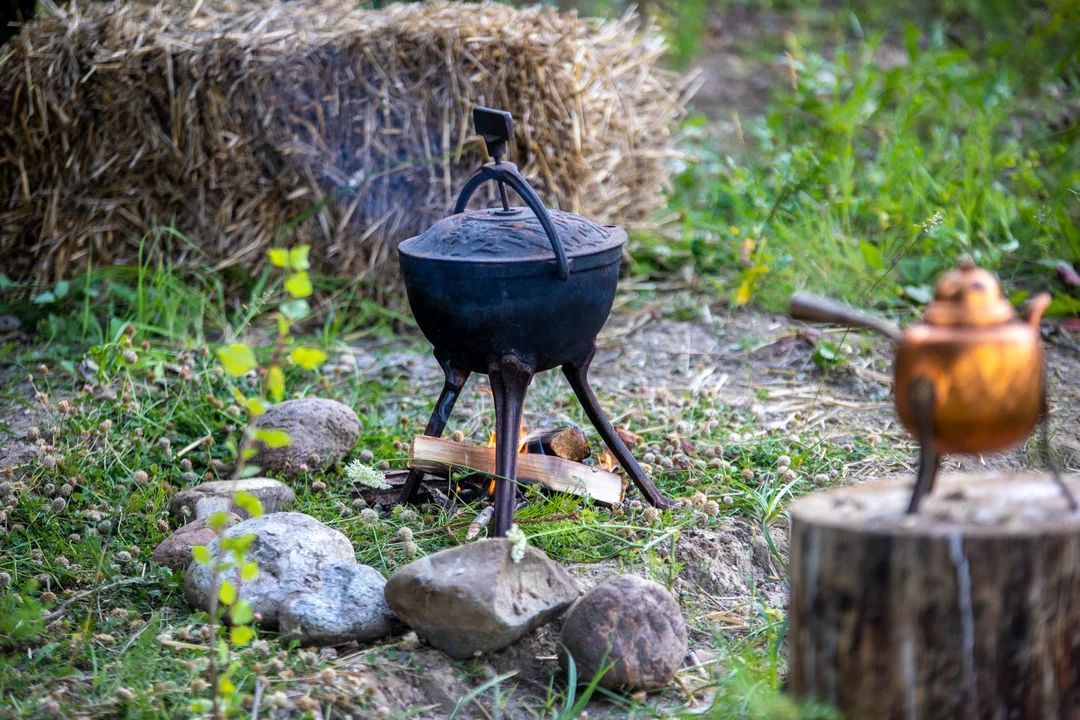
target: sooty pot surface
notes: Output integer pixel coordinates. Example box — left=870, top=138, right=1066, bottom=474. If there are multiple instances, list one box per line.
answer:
left=399, top=206, right=624, bottom=374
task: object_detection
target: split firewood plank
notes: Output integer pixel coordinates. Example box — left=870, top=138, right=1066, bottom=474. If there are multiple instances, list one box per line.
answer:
left=521, top=426, right=591, bottom=462
left=408, top=435, right=623, bottom=505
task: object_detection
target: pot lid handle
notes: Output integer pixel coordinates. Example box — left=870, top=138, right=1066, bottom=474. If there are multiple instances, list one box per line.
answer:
left=452, top=108, right=570, bottom=282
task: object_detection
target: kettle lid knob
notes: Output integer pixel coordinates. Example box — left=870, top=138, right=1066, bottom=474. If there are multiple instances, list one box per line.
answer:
left=922, top=259, right=1016, bottom=327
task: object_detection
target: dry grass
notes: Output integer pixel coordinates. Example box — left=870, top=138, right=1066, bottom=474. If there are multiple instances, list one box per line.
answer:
left=0, top=0, right=694, bottom=286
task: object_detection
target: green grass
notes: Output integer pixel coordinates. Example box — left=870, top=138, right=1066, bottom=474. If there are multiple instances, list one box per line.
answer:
left=637, top=0, right=1080, bottom=314
left=0, top=254, right=874, bottom=717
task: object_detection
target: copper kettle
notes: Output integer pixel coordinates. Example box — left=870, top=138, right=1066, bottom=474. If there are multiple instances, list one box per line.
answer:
left=789, top=259, right=1076, bottom=513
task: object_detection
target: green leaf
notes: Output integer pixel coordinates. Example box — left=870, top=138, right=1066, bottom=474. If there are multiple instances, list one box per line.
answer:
left=233, top=491, right=265, bottom=519
left=189, top=700, right=213, bottom=713
left=216, top=344, right=257, bottom=377
left=32, top=291, right=56, bottom=305
left=53, top=280, right=70, bottom=299
left=230, top=625, right=255, bottom=646
left=244, top=397, right=266, bottom=416
left=267, top=366, right=285, bottom=402
left=240, top=464, right=262, bottom=478
left=859, top=240, right=884, bottom=271
left=279, top=299, right=310, bottom=322
left=903, top=284, right=934, bottom=305
left=192, top=545, right=212, bottom=565
left=241, top=447, right=257, bottom=461
left=285, top=271, right=312, bottom=299
left=0, top=274, right=14, bottom=290
left=288, top=245, right=311, bottom=272
left=255, top=428, right=290, bottom=449
left=290, top=347, right=327, bottom=370
left=208, top=512, right=231, bottom=531
left=268, top=248, right=288, bottom=268
left=219, top=581, right=237, bottom=606
left=231, top=600, right=254, bottom=625
left=219, top=676, right=235, bottom=695
left=240, top=562, right=259, bottom=582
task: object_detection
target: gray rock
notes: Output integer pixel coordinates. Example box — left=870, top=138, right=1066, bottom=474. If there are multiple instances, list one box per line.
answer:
left=184, top=513, right=356, bottom=627
left=383, top=538, right=578, bottom=660
left=169, top=478, right=295, bottom=520
left=252, top=398, right=361, bottom=473
left=152, top=513, right=242, bottom=570
left=279, top=563, right=399, bottom=645
left=559, top=575, right=687, bottom=692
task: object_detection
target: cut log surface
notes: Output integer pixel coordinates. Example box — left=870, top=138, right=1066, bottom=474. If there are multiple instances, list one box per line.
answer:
left=788, top=472, right=1080, bottom=720
left=408, top=435, right=623, bottom=505
left=522, top=426, right=591, bottom=462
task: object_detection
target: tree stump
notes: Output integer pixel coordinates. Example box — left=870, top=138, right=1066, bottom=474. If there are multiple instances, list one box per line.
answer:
left=788, top=472, right=1080, bottom=720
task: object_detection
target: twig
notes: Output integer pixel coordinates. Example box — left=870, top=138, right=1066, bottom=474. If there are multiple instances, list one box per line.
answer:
left=159, top=638, right=212, bottom=652
left=42, top=577, right=149, bottom=623
left=465, top=505, right=495, bottom=540
left=177, top=434, right=212, bottom=458
left=250, top=677, right=264, bottom=720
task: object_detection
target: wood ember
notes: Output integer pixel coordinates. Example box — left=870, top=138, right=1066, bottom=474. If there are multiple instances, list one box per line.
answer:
left=522, top=426, right=590, bottom=462
left=408, top=435, right=623, bottom=505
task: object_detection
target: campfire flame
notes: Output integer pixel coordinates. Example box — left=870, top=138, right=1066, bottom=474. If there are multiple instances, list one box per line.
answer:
left=599, top=448, right=617, bottom=471
left=486, top=422, right=529, bottom=495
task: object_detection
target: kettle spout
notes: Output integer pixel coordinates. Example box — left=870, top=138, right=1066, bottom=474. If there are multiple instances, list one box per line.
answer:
left=1025, top=292, right=1051, bottom=328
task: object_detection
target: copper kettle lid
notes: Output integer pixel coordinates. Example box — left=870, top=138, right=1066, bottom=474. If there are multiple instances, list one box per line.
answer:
left=921, top=259, right=1017, bottom=327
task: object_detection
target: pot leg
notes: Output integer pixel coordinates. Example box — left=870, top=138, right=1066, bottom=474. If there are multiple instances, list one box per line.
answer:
left=489, top=355, right=533, bottom=537
left=562, top=345, right=673, bottom=510
left=906, top=376, right=939, bottom=514
left=398, top=349, right=470, bottom=505
left=1040, top=389, right=1078, bottom=511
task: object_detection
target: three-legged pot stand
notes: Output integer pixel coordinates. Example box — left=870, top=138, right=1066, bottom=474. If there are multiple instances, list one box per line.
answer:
left=398, top=344, right=673, bottom=536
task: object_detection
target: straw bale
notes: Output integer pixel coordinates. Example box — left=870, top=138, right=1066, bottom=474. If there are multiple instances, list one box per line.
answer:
left=0, top=0, right=693, bottom=285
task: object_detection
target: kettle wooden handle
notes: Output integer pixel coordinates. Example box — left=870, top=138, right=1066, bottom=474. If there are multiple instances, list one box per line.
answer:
left=789, top=292, right=902, bottom=343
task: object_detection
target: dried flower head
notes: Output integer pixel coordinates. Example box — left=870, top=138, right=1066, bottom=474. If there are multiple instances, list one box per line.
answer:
left=115, top=551, right=133, bottom=565
left=50, top=498, right=67, bottom=514
left=777, top=455, right=791, bottom=469
left=312, top=481, right=327, bottom=492
left=740, top=467, right=755, bottom=481
left=643, top=506, right=659, bottom=524
left=132, top=470, right=149, bottom=486
left=690, top=491, right=708, bottom=509
left=704, top=500, right=720, bottom=517
left=344, top=459, right=390, bottom=490
left=506, top=524, right=528, bottom=563
left=394, top=527, right=413, bottom=543
left=359, top=508, right=379, bottom=525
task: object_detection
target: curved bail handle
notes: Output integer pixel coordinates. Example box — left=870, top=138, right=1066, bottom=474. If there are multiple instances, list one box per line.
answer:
left=453, top=162, right=570, bottom=282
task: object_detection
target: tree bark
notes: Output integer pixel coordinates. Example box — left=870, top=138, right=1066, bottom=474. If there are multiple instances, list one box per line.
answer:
left=787, top=471, right=1080, bottom=720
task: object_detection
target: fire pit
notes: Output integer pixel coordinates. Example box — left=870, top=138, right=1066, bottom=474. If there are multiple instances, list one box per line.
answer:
left=395, top=107, right=672, bottom=536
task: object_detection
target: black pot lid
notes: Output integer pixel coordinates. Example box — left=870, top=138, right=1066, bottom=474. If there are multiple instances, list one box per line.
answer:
left=398, top=207, right=626, bottom=264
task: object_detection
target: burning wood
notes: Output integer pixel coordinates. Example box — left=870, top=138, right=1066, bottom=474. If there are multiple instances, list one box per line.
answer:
left=408, top=435, right=623, bottom=505
left=521, top=426, right=591, bottom=462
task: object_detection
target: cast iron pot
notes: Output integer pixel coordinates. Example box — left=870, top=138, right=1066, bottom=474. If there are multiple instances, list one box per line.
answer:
left=397, top=155, right=624, bottom=373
